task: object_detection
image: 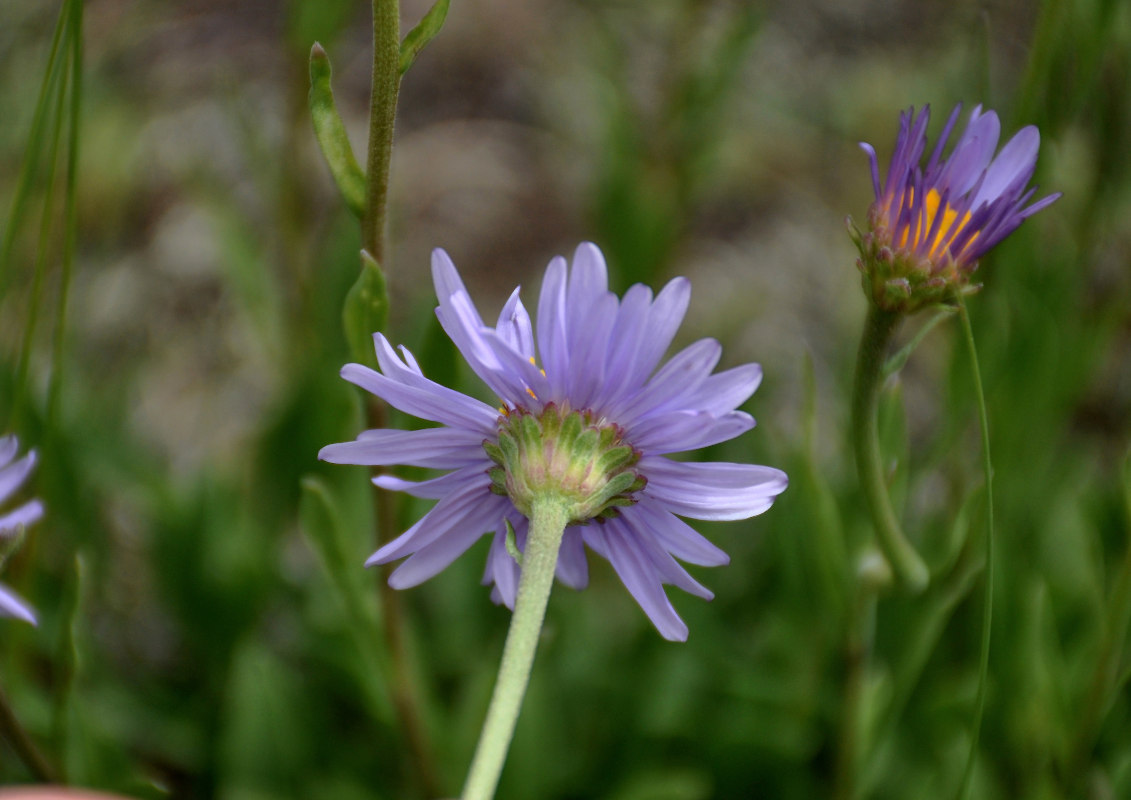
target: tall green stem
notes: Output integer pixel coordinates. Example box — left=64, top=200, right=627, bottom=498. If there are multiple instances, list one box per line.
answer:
left=851, top=304, right=929, bottom=592
left=462, top=496, right=569, bottom=800
left=363, top=0, right=401, bottom=263
left=358, top=4, right=440, bottom=795
left=955, top=299, right=994, bottom=800
left=0, top=681, right=59, bottom=783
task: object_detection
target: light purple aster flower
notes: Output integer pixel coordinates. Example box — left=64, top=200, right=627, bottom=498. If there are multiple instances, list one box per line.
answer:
left=320, top=243, right=787, bottom=641
left=853, top=103, right=1060, bottom=312
left=0, top=435, right=44, bottom=626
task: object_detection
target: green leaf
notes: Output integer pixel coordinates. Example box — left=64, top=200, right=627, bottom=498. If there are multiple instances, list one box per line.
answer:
left=308, top=43, right=366, bottom=217
left=299, top=476, right=394, bottom=724
left=342, top=250, right=389, bottom=368
left=399, top=0, right=450, bottom=76
left=882, top=305, right=956, bottom=379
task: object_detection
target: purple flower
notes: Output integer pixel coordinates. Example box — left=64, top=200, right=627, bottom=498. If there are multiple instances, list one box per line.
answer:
left=0, top=436, right=44, bottom=626
left=320, top=243, right=787, bottom=641
left=854, top=104, right=1059, bottom=311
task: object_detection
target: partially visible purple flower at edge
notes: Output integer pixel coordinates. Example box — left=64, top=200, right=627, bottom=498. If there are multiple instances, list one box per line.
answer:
left=0, top=435, right=44, bottom=626
left=320, top=243, right=788, bottom=641
left=853, top=103, right=1060, bottom=312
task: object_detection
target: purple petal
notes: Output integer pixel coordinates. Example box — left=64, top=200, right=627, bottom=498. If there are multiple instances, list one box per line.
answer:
left=594, top=522, right=689, bottom=642
left=612, top=338, right=722, bottom=423
left=621, top=277, right=692, bottom=391
left=496, top=288, right=535, bottom=359
left=972, top=126, right=1039, bottom=208
left=431, top=249, right=475, bottom=312
left=0, top=452, right=36, bottom=504
left=681, top=363, right=763, bottom=416
left=436, top=291, right=532, bottom=403
left=535, top=255, right=570, bottom=399
left=565, top=243, right=610, bottom=322
left=483, top=523, right=522, bottom=608
left=630, top=496, right=730, bottom=566
left=0, top=583, right=36, bottom=625
left=860, top=142, right=882, bottom=200
left=0, top=500, right=44, bottom=536
left=342, top=347, right=497, bottom=434
left=388, top=513, right=497, bottom=589
left=555, top=527, right=589, bottom=589
left=373, top=466, right=487, bottom=499
left=620, top=509, right=713, bottom=598
left=641, top=457, right=788, bottom=521
left=320, top=427, right=488, bottom=469
left=629, top=410, right=755, bottom=454
left=939, top=108, right=1000, bottom=197
left=0, top=436, right=18, bottom=469
left=367, top=474, right=502, bottom=565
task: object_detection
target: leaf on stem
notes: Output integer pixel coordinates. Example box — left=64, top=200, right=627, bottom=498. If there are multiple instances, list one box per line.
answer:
left=308, top=43, right=366, bottom=217
left=342, top=250, right=389, bottom=369
left=399, top=0, right=450, bottom=76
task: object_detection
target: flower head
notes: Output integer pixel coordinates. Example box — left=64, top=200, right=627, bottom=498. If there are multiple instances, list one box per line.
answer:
left=852, top=104, right=1059, bottom=312
left=320, top=243, right=787, bottom=640
left=0, top=436, right=44, bottom=626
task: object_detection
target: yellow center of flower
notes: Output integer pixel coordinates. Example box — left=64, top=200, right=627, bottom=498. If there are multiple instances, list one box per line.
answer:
left=895, top=188, right=979, bottom=263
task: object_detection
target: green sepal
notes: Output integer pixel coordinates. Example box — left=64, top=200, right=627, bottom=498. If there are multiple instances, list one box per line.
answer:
left=596, top=444, right=636, bottom=474
left=309, top=43, right=366, bottom=217
left=399, top=0, right=451, bottom=76
left=482, top=440, right=505, bottom=466
left=342, top=250, right=389, bottom=368
left=488, top=467, right=507, bottom=494
left=504, top=518, right=523, bottom=566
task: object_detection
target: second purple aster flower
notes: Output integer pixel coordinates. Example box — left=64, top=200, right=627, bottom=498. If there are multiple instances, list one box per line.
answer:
left=852, top=103, right=1060, bottom=313
left=320, top=243, right=787, bottom=641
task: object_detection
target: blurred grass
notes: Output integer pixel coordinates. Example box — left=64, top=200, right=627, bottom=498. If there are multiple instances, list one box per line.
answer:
left=1, top=0, right=1130, bottom=798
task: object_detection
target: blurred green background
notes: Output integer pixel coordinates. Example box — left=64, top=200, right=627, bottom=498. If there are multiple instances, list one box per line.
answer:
left=2, top=0, right=1130, bottom=798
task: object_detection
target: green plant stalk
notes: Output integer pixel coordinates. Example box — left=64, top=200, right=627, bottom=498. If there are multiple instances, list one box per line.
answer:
left=13, top=34, right=72, bottom=429
left=0, top=4, right=69, bottom=292
left=0, top=681, right=59, bottom=783
left=356, top=3, right=440, bottom=794
left=955, top=298, right=994, bottom=800
left=362, top=0, right=401, bottom=263
left=48, top=0, right=83, bottom=429
left=834, top=581, right=878, bottom=800
left=851, top=304, right=929, bottom=592
left=461, top=495, right=569, bottom=800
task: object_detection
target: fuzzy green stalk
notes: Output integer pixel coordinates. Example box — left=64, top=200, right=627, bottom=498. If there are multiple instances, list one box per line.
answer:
left=362, top=0, right=400, bottom=263
left=851, top=304, right=930, bottom=592
left=357, top=3, right=440, bottom=795
left=461, top=495, right=570, bottom=800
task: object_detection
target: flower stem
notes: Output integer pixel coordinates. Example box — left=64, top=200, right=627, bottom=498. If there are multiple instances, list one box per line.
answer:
left=461, top=495, right=569, bottom=800
left=851, top=304, right=929, bottom=592
left=359, top=4, right=440, bottom=795
left=834, top=578, right=878, bottom=800
left=363, top=0, right=400, bottom=263
left=954, top=298, right=994, bottom=800
left=0, top=681, right=59, bottom=783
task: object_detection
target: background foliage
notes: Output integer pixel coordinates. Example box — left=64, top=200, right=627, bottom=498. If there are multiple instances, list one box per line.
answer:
left=2, top=0, right=1131, bottom=798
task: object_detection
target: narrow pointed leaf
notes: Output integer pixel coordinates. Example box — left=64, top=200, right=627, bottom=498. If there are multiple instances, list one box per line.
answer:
left=398, top=0, right=450, bottom=76
left=309, top=43, right=366, bottom=217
